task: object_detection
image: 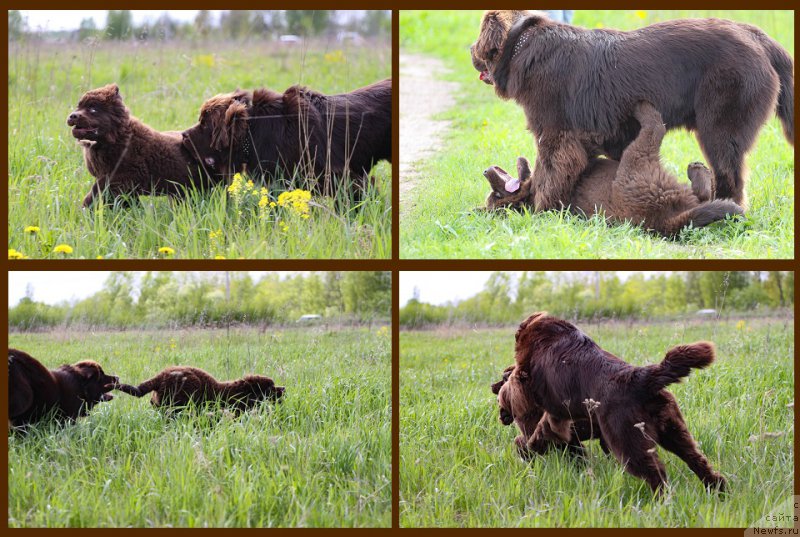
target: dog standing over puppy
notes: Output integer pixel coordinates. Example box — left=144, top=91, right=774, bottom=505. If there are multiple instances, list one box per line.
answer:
left=116, top=366, right=285, bottom=412
left=496, top=313, right=726, bottom=494
left=9, top=348, right=118, bottom=427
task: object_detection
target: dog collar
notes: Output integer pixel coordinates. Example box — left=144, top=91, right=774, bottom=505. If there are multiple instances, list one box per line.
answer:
left=241, top=131, right=252, bottom=158
left=512, top=27, right=536, bottom=60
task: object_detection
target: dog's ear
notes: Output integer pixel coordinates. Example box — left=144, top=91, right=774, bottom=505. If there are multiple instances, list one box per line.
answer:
left=222, top=101, right=249, bottom=148
left=516, top=157, right=532, bottom=181
left=516, top=311, right=547, bottom=342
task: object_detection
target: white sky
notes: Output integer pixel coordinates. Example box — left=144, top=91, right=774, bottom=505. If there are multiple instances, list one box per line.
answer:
left=399, top=271, right=644, bottom=306
left=8, top=271, right=301, bottom=307
left=18, top=10, right=370, bottom=32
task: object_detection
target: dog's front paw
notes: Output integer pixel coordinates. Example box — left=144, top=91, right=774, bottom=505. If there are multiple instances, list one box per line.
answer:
left=515, top=435, right=533, bottom=459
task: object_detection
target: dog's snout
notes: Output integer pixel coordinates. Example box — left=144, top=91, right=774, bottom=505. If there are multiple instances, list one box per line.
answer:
left=67, top=111, right=80, bottom=125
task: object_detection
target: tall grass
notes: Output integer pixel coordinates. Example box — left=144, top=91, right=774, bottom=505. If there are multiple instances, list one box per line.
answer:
left=8, top=39, right=391, bottom=259
left=8, top=327, right=391, bottom=527
left=399, top=10, right=794, bottom=259
left=400, top=317, right=794, bottom=527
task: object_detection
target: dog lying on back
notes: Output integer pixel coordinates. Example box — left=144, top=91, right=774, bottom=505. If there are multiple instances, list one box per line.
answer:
left=116, top=366, right=285, bottom=412
left=483, top=102, right=744, bottom=237
left=67, top=84, right=208, bottom=207
left=496, top=312, right=726, bottom=495
left=9, top=348, right=118, bottom=427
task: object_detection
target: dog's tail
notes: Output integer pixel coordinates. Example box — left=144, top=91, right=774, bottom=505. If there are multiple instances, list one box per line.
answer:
left=663, top=199, right=744, bottom=236
left=115, top=378, right=158, bottom=398
left=640, top=342, right=715, bottom=393
left=766, top=38, right=794, bottom=145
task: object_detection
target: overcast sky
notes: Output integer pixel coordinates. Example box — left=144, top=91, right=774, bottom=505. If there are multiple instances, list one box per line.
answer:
left=18, top=10, right=370, bottom=32
left=8, top=271, right=301, bottom=307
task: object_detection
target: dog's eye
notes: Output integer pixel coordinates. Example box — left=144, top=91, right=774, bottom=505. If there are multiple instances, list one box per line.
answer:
left=488, top=47, right=498, bottom=60
left=89, top=108, right=97, bottom=114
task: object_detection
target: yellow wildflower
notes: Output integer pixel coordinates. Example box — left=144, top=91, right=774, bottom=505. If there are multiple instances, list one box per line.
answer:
left=8, top=248, right=24, bottom=259
left=158, top=246, right=175, bottom=256
left=24, top=226, right=40, bottom=234
left=53, top=244, right=73, bottom=255
left=277, top=189, right=312, bottom=218
left=214, top=255, right=226, bottom=260
left=635, top=10, right=647, bottom=20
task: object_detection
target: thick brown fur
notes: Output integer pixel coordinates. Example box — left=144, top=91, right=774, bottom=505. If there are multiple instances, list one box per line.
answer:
left=8, top=348, right=118, bottom=427
left=67, top=84, right=207, bottom=207
left=498, top=312, right=727, bottom=495
left=471, top=11, right=794, bottom=208
left=182, top=79, right=392, bottom=198
left=116, top=366, right=285, bottom=412
left=484, top=102, right=744, bottom=237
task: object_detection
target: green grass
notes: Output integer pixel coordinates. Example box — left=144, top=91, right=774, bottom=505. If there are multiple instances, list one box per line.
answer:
left=8, top=40, right=391, bottom=259
left=400, top=10, right=794, bottom=259
left=8, top=327, right=391, bottom=527
left=400, top=318, right=794, bottom=527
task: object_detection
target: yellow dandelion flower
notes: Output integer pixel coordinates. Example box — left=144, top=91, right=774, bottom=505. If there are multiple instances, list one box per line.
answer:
left=595, top=22, right=605, bottom=29
left=96, top=255, right=104, bottom=259
left=24, top=226, right=40, bottom=234
left=214, top=255, right=226, bottom=259
left=635, top=10, right=647, bottom=20
left=53, top=244, right=73, bottom=255
left=8, top=248, right=24, bottom=259
left=158, top=246, right=175, bottom=256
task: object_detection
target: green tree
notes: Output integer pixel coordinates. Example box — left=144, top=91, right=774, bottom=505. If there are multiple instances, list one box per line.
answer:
left=106, top=10, right=133, bottom=40
left=285, top=10, right=331, bottom=36
left=8, top=11, right=25, bottom=41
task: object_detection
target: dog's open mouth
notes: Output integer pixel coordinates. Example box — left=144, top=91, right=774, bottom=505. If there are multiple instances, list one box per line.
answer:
left=479, top=71, right=494, bottom=85
left=484, top=165, right=520, bottom=193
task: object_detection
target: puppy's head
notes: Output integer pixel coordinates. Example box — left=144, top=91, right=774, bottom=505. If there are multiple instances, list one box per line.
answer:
left=70, top=360, right=119, bottom=405
left=67, top=84, right=129, bottom=145
left=495, top=370, right=536, bottom=427
left=242, top=375, right=285, bottom=405
left=182, top=90, right=251, bottom=173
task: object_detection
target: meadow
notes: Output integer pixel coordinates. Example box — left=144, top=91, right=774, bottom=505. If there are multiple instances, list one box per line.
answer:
left=400, top=317, right=794, bottom=527
left=400, top=10, right=794, bottom=259
left=8, top=38, right=391, bottom=259
left=8, top=326, right=391, bottom=527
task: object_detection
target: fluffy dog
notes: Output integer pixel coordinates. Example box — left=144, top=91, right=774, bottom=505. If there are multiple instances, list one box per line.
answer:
left=471, top=11, right=794, bottom=208
left=181, top=79, right=392, bottom=197
left=8, top=348, right=118, bottom=427
left=67, top=84, right=207, bottom=207
left=116, top=366, right=285, bottom=412
left=483, top=102, right=744, bottom=237
left=497, top=313, right=726, bottom=494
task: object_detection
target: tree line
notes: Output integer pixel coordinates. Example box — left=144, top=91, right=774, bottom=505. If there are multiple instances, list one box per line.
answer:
left=9, top=10, right=391, bottom=42
left=401, top=271, right=793, bottom=328
left=9, top=272, right=391, bottom=331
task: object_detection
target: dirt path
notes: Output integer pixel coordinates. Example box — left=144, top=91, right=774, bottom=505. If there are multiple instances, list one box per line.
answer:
left=400, top=53, right=459, bottom=217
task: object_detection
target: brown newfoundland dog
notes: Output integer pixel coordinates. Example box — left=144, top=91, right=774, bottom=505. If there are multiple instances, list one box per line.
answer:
left=497, top=313, right=726, bottom=495
left=181, top=79, right=392, bottom=197
left=471, top=11, right=794, bottom=208
left=116, top=366, right=285, bottom=412
left=9, top=348, right=118, bottom=427
left=67, top=84, right=208, bottom=207
left=483, top=102, right=744, bottom=237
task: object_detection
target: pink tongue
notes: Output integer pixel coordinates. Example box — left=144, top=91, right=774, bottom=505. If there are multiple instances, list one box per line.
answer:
left=504, top=178, right=521, bottom=193
left=480, top=72, right=487, bottom=81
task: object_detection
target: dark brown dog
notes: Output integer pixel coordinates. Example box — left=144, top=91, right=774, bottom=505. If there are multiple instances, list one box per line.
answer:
left=8, top=348, right=118, bottom=427
left=67, top=84, right=207, bottom=207
left=471, top=11, right=794, bottom=208
left=483, top=102, right=744, bottom=237
left=116, top=366, right=285, bottom=412
left=181, top=79, right=392, bottom=197
left=497, top=313, right=726, bottom=494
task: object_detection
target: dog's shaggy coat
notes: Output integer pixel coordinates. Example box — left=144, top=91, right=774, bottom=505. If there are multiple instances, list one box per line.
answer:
left=471, top=11, right=794, bottom=208
left=116, top=366, right=285, bottom=411
left=67, top=84, right=206, bottom=207
left=483, top=102, right=744, bottom=236
left=181, top=79, right=392, bottom=197
left=8, top=348, right=118, bottom=427
left=497, top=313, right=727, bottom=494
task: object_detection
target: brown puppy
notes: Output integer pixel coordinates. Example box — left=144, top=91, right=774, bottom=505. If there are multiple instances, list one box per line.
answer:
left=116, top=366, right=285, bottom=412
left=181, top=79, right=392, bottom=198
left=491, top=365, right=606, bottom=458
left=483, top=102, right=744, bottom=237
left=8, top=348, right=118, bottom=427
left=471, top=11, right=794, bottom=208
left=67, top=84, right=207, bottom=207
left=498, top=313, right=726, bottom=495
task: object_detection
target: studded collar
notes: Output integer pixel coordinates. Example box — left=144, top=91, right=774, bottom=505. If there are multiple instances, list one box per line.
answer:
left=511, top=27, right=536, bottom=60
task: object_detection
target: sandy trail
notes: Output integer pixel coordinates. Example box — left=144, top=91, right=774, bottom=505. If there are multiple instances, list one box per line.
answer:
left=399, top=53, right=459, bottom=217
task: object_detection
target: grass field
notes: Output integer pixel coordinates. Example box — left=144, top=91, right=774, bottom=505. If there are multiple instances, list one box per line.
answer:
left=400, top=317, right=794, bottom=527
left=8, top=39, right=391, bottom=259
left=8, top=327, right=391, bottom=527
left=400, top=10, right=794, bottom=259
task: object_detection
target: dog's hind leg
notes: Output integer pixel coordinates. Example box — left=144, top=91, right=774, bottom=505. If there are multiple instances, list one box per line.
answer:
left=597, top=414, right=668, bottom=495
left=657, top=413, right=727, bottom=493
